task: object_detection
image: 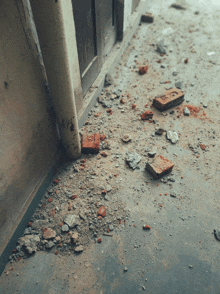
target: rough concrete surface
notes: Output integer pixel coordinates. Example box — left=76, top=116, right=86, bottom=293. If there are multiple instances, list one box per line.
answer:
left=1, top=0, right=220, bottom=293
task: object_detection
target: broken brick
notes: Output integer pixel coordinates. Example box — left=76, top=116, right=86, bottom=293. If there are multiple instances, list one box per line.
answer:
left=200, top=144, right=206, bottom=150
left=71, top=195, right=78, bottom=200
left=141, top=110, right=154, bottom=120
left=43, top=228, right=56, bottom=239
left=55, top=251, right=59, bottom=255
left=48, top=198, right=53, bottom=203
left=153, top=88, right=184, bottom=111
left=139, top=65, right=149, bottom=75
left=146, top=155, right=174, bottom=179
left=101, top=152, right=108, bottom=157
left=184, top=58, right=189, bottom=64
left=100, top=134, right=106, bottom=141
left=132, top=104, right=137, bottom=109
left=143, top=225, right=151, bottom=230
left=120, top=98, right=125, bottom=104
left=98, top=206, right=106, bottom=217
left=82, top=133, right=100, bottom=154
left=97, top=238, right=102, bottom=243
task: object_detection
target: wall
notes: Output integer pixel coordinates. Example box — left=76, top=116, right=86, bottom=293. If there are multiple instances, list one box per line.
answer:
left=0, top=0, right=59, bottom=256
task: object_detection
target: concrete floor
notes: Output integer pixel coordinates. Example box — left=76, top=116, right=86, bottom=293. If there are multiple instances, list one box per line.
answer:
left=1, top=0, right=220, bottom=293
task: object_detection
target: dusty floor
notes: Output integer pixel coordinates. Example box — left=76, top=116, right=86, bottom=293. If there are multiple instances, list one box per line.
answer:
left=1, top=0, right=220, bottom=293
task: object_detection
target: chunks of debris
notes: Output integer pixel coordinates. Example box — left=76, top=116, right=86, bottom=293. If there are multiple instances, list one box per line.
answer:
left=126, top=152, right=142, bottom=169
left=82, top=133, right=100, bottom=154
left=141, top=110, right=154, bottom=120
left=146, top=155, right=174, bottom=179
left=46, top=241, right=55, bottom=249
left=170, top=3, right=186, bottom=10
left=61, top=224, right=69, bottom=232
left=104, top=73, right=114, bottom=86
left=175, top=81, right=182, bottom=89
left=153, top=88, right=184, bottom=111
left=43, top=228, right=56, bottom=240
left=148, top=150, right=157, bottom=158
left=157, top=41, right=166, bottom=55
left=155, top=128, right=165, bottom=135
left=98, top=206, right=106, bottom=217
left=122, top=134, right=132, bottom=143
left=18, top=235, right=40, bottom=254
left=214, top=229, right=220, bottom=241
left=102, top=101, right=113, bottom=108
left=124, top=267, right=128, bottom=272
left=200, top=144, right=206, bottom=150
left=71, top=232, right=79, bottom=243
left=184, top=107, right=190, bottom=116
left=166, top=131, right=179, bottom=144
left=97, top=238, right=102, bottom=243
left=143, top=225, right=151, bottom=230
left=74, top=245, right=84, bottom=253
left=139, top=65, right=149, bottom=75
left=170, top=192, right=177, bottom=198
left=64, top=214, right=79, bottom=228
left=141, top=12, right=154, bottom=23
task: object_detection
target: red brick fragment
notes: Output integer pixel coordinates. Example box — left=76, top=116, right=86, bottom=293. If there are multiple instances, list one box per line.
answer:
left=97, top=216, right=102, bottom=220
left=98, top=206, right=106, bottom=217
left=153, top=88, right=184, bottom=111
left=101, top=152, right=108, bottom=157
left=143, top=225, right=151, bottom=230
left=81, top=133, right=100, bottom=154
left=71, top=195, right=78, bottom=200
left=141, top=110, right=154, bottom=120
left=132, top=104, right=137, bottom=109
left=146, top=155, right=174, bottom=179
left=107, top=109, right=112, bottom=113
left=139, top=65, right=149, bottom=75
left=94, top=113, right=100, bottom=117
left=55, top=251, right=59, bottom=255
left=200, top=144, right=206, bottom=150
left=102, top=190, right=107, bottom=194
left=28, top=222, right=32, bottom=227
left=97, top=238, right=102, bottom=243
left=48, top=198, right=53, bottom=203
left=100, top=134, right=106, bottom=141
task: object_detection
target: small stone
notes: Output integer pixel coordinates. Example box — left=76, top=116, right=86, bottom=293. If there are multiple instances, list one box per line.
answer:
left=139, top=65, right=149, bottom=75
left=155, top=128, right=165, bottom=135
left=64, top=214, right=79, bottom=228
left=203, top=103, right=207, bottom=108
left=173, top=72, right=178, bottom=76
left=175, top=81, right=182, bottom=89
left=43, top=228, right=56, bottom=239
left=23, top=227, right=32, bottom=235
left=69, top=175, right=74, bottom=179
left=109, top=225, right=114, bottom=231
left=214, top=229, right=220, bottom=241
left=106, top=185, right=112, bottom=192
left=122, top=134, right=132, bottom=143
left=170, top=192, right=177, bottom=198
left=166, top=131, right=178, bottom=144
left=46, top=241, right=55, bottom=249
left=71, top=232, right=79, bottom=243
left=126, top=152, right=142, bottom=169
left=189, top=265, right=194, bottom=269
left=74, top=245, right=84, bottom=253
left=102, top=101, right=113, bottom=108
left=148, top=150, right=157, bottom=158
left=157, top=42, right=166, bottom=55
left=124, top=267, right=128, bottom=272
left=142, top=286, right=146, bottom=290
left=184, top=107, right=190, bottom=116
left=61, top=224, right=69, bottom=232
left=141, top=12, right=154, bottom=23
left=105, top=73, right=114, bottom=86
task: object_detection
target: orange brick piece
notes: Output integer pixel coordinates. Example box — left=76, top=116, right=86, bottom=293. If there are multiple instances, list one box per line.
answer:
left=82, top=133, right=100, bottom=154
left=98, top=206, right=106, bottom=217
left=141, top=110, right=154, bottom=120
left=139, top=65, right=149, bottom=75
left=153, top=88, right=184, bottom=111
left=146, top=155, right=174, bottom=179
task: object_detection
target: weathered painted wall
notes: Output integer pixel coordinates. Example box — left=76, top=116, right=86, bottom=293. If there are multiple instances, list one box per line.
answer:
left=0, top=0, right=59, bottom=256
